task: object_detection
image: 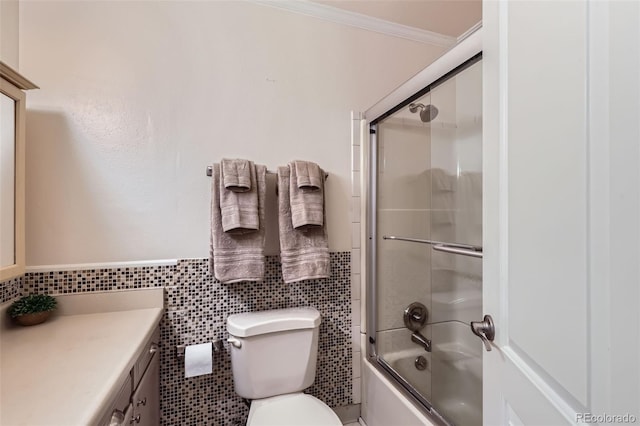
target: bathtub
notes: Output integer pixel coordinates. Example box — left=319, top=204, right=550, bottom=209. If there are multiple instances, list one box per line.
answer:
left=363, top=321, right=482, bottom=426
left=361, top=357, right=436, bottom=426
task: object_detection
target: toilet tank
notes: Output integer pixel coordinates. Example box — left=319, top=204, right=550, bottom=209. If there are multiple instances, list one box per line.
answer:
left=227, top=307, right=321, bottom=400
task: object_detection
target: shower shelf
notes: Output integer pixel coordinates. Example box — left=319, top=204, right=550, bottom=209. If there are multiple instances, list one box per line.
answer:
left=382, top=235, right=483, bottom=258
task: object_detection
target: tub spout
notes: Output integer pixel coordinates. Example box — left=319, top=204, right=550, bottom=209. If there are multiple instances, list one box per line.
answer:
left=411, top=331, right=432, bottom=352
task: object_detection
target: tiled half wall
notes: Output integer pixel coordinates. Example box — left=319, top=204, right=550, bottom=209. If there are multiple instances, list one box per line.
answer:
left=0, top=276, right=22, bottom=304
left=14, top=253, right=352, bottom=425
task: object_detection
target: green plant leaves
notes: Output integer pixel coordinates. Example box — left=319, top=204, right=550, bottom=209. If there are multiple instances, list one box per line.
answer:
left=8, top=294, right=57, bottom=318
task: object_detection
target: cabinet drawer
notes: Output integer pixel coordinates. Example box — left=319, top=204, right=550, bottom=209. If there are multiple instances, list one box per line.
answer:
left=133, top=327, right=160, bottom=389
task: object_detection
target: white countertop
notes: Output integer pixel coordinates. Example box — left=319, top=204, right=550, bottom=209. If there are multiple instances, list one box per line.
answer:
left=0, top=289, right=163, bottom=426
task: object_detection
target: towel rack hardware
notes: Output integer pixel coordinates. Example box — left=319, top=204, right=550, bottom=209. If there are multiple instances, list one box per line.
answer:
left=382, top=235, right=483, bottom=258
left=176, top=340, right=223, bottom=358
left=432, top=244, right=482, bottom=258
left=205, top=166, right=328, bottom=180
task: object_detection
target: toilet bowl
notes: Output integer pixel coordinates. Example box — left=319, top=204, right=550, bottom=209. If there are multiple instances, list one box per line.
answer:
left=247, top=393, right=341, bottom=426
left=226, top=308, right=342, bottom=426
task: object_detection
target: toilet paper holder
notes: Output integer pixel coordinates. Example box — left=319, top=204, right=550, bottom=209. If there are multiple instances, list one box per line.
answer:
left=176, top=340, right=223, bottom=358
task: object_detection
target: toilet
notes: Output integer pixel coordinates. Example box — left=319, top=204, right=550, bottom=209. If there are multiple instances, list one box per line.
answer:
left=227, top=307, right=343, bottom=426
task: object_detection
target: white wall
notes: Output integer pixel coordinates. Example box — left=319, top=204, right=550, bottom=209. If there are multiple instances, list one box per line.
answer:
left=18, top=1, right=444, bottom=265
left=0, top=0, right=19, bottom=68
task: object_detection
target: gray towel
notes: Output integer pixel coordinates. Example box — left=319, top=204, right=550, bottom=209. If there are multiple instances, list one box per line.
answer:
left=220, top=161, right=259, bottom=234
left=294, top=160, right=322, bottom=190
left=210, top=163, right=266, bottom=283
left=289, top=161, right=324, bottom=230
left=277, top=166, right=330, bottom=283
left=221, top=158, right=251, bottom=192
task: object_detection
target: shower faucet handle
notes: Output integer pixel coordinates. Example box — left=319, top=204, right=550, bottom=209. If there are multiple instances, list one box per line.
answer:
left=404, top=302, right=428, bottom=331
left=470, top=315, right=495, bottom=352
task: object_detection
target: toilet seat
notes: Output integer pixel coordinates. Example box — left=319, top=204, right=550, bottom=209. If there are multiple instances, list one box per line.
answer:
left=247, top=393, right=342, bottom=426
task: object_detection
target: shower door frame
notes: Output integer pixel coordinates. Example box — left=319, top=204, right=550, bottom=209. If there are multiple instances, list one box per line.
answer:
left=364, top=27, right=483, bottom=424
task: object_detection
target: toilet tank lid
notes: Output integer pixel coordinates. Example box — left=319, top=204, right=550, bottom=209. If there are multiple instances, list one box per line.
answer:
left=227, top=307, right=321, bottom=337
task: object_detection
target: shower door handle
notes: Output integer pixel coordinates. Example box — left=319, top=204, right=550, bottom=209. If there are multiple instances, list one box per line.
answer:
left=470, top=315, right=495, bottom=351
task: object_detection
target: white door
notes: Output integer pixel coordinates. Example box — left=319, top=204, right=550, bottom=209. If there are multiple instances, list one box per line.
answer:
left=483, top=1, right=640, bottom=425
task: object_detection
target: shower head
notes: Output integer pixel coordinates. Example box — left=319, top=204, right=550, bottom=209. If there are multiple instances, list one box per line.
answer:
left=420, top=104, right=439, bottom=122
left=408, top=103, right=439, bottom=123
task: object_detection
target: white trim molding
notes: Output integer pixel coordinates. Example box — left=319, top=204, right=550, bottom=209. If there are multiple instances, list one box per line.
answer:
left=25, top=259, right=179, bottom=273
left=457, top=21, right=483, bottom=44
left=251, top=0, right=456, bottom=47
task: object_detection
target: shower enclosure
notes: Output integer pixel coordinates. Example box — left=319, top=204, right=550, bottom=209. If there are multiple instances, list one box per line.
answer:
left=365, top=35, right=483, bottom=426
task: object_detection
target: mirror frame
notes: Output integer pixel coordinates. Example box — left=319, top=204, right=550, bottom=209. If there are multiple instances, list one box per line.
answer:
left=0, top=62, right=36, bottom=281
left=0, top=79, right=25, bottom=281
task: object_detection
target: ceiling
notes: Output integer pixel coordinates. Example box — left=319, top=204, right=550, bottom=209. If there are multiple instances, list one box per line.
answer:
left=311, top=0, right=482, bottom=38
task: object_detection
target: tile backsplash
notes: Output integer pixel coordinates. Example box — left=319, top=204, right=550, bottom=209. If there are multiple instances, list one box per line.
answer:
left=0, top=275, right=23, bottom=304
left=21, top=253, right=352, bottom=425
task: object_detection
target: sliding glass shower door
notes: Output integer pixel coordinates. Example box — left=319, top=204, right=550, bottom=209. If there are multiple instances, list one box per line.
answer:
left=370, top=58, right=482, bottom=426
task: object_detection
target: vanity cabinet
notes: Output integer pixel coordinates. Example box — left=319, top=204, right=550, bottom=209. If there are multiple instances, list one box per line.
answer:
left=0, top=290, right=164, bottom=425
left=132, top=351, right=160, bottom=425
left=0, top=62, right=37, bottom=281
left=101, top=327, right=160, bottom=426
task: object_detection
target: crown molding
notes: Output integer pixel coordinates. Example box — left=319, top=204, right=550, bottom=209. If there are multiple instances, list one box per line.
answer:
left=251, top=0, right=457, bottom=47
left=0, top=61, right=38, bottom=90
left=457, top=21, right=483, bottom=43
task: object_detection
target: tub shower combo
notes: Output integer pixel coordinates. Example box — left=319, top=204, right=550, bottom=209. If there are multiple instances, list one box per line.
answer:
left=364, top=33, right=487, bottom=426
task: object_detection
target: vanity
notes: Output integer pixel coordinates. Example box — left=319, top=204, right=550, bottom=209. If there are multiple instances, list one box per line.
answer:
left=0, top=62, right=164, bottom=426
left=0, top=289, right=163, bottom=425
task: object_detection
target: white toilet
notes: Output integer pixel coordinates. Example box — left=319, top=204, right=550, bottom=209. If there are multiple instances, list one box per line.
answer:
left=227, top=307, right=343, bottom=426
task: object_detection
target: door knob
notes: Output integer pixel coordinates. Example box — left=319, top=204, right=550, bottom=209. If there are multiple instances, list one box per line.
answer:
left=470, top=314, right=495, bottom=351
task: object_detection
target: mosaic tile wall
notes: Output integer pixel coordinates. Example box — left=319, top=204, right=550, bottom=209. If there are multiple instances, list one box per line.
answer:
left=22, top=265, right=173, bottom=294
left=0, top=275, right=23, bottom=304
left=23, top=252, right=352, bottom=426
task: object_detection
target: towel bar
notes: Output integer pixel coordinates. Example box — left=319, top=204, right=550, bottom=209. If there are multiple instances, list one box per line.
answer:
left=432, top=244, right=483, bottom=258
left=206, top=165, right=328, bottom=180
left=383, top=235, right=483, bottom=258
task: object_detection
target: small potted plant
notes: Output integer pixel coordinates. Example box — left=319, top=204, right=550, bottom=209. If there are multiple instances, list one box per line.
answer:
left=8, top=294, right=57, bottom=326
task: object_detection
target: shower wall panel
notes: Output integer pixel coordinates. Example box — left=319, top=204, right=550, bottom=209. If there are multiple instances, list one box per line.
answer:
left=429, top=61, right=482, bottom=326
left=376, top=119, right=432, bottom=332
